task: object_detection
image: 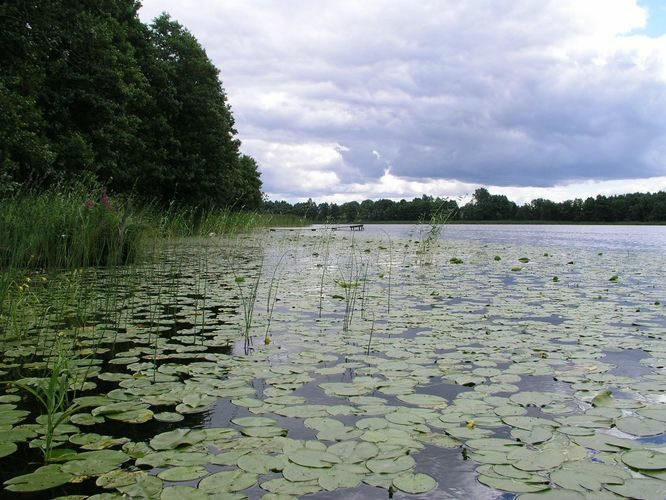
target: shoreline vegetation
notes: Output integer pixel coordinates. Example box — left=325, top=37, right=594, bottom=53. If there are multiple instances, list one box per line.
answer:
left=265, top=188, right=666, bottom=225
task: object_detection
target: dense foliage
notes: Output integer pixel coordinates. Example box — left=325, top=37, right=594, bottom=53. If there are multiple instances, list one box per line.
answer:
left=0, top=1, right=261, bottom=209
left=263, top=189, right=666, bottom=223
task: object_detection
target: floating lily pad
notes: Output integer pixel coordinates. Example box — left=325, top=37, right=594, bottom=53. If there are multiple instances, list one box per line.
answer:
left=4, top=464, right=73, bottom=492
left=392, top=472, right=437, bottom=494
left=622, top=449, right=666, bottom=470
left=157, top=466, right=208, bottom=482
left=198, top=470, right=258, bottom=493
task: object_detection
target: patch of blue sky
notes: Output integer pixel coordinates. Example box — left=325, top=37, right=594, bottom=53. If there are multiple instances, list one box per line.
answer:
left=635, top=0, right=666, bottom=37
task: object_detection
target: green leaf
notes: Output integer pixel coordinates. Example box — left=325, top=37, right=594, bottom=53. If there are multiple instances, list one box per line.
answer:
left=622, top=449, right=666, bottom=470
left=286, top=449, right=341, bottom=468
left=366, top=454, right=415, bottom=474
left=318, top=469, right=362, bottom=491
left=198, top=470, right=258, bottom=493
left=4, top=464, right=73, bottom=492
left=160, top=485, right=209, bottom=500
left=391, top=472, right=437, bottom=494
left=157, top=466, right=208, bottom=482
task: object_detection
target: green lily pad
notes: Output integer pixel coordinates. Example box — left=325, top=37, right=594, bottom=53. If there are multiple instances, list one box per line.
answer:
left=260, top=477, right=321, bottom=495
left=477, top=474, right=549, bottom=493
left=150, top=429, right=207, bottom=450
left=392, top=472, right=437, bottom=494
left=622, top=449, right=666, bottom=470
left=0, top=441, right=18, bottom=458
left=237, top=453, right=285, bottom=474
left=198, top=470, right=258, bottom=493
left=605, top=478, right=666, bottom=499
left=318, top=469, right=362, bottom=491
left=116, top=475, right=163, bottom=498
left=157, top=466, right=209, bottom=482
left=160, top=485, right=209, bottom=500
left=366, top=454, right=415, bottom=473
left=232, top=416, right=277, bottom=427
left=286, top=449, right=341, bottom=468
left=4, top=464, right=73, bottom=492
left=615, top=416, right=666, bottom=437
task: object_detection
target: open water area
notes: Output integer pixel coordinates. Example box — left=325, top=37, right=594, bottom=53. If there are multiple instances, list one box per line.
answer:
left=1, top=224, right=665, bottom=499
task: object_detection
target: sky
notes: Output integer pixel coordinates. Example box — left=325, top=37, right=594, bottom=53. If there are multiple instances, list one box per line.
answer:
left=138, top=0, right=666, bottom=205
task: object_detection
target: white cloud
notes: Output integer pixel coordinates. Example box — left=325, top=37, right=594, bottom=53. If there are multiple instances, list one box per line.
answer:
left=139, top=0, right=666, bottom=202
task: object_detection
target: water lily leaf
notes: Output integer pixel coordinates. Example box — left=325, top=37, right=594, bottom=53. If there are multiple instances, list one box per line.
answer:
left=328, top=440, right=379, bottom=462
left=467, top=449, right=510, bottom=465
left=355, top=418, right=388, bottom=431
left=260, top=478, right=321, bottom=495
left=421, top=433, right=460, bottom=448
left=572, top=433, right=639, bottom=452
left=391, top=472, right=437, bottom=494
left=366, top=454, right=415, bottom=473
left=503, top=416, right=559, bottom=430
left=621, top=449, right=666, bottom=470
left=69, top=413, right=105, bottom=426
left=136, top=451, right=210, bottom=468
left=318, top=469, right=362, bottom=491
left=510, top=392, right=558, bottom=408
left=150, top=429, right=206, bottom=450
left=491, top=464, right=537, bottom=480
left=69, top=433, right=129, bottom=450
left=232, top=416, right=277, bottom=427
left=240, top=426, right=287, bottom=438
left=286, top=449, right=341, bottom=468
left=637, top=407, right=666, bottom=422
left=60, top=449, right=129, bottom=476
left=96, top=469, right=147, bottom=489
left=282, top=463, right=323, bottom=482
left=116, top=475, right=163, bottom=498
left=511, top=426, right=553, bottom=445
left=615, top=416, right=666, bottom=437
left=198, top=470, right=258, bottom=493
left=467, top=438, right=523, bottom=451
left=0, top=441, right=17, bottom=458
left=160, top=485, right=209, bottom=500
left=210, top=449, right=251, bottom=465
left=154, top=412, right=184, bottom=423
left=237, top=453, right=285, bottom=474
left=396, top=393, right=447, bottom=408
left=517, top=490, right=585, bottom=499
left=363, top=473, right=395, bottom=489
left=157, top=466, right=209, bottom=482
left=477, top=474, right=549, bottom=493
left=4, top=464, right=73, bottom=492
left=508, top=448, right=568, bottom=471
left=605, top=478, right=666, bottom=499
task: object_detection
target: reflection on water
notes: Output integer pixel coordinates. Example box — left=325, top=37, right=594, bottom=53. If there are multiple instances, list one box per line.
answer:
left=307, top=223, right=666, bottom=253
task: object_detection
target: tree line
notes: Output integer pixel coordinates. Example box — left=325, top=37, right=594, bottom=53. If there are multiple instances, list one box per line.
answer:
left=263, top=188, right=666, bottom=223
left=1, top=0, right=261, bottom=209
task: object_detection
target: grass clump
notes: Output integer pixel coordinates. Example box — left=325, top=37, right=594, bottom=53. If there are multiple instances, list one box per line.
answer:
left=0, top=187, right=146, bottom=271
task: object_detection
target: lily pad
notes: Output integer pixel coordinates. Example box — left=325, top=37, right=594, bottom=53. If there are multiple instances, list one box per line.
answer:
left=392, top=472, right=437, bottom=494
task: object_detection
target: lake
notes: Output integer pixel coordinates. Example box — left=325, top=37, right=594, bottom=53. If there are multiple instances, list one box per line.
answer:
left=1, top=224, right=665, bottom=499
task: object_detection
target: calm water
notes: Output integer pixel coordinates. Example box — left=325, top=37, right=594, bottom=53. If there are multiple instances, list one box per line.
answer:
left=308, top=224, right=666, bottom=253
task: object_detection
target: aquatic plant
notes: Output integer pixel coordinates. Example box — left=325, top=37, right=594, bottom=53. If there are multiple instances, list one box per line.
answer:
left=9, top=340, right=79, bottom=461
left=415, top=204, right=456, bottom=266
left=233, top=258, right=263, bottom=354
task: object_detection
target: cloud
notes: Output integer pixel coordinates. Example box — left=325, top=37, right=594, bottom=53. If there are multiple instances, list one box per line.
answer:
left=139, top=0, right=666, bottom=202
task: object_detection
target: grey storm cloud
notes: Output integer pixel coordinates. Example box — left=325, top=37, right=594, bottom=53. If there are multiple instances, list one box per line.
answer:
left=139, top=0, right=666, bottom=201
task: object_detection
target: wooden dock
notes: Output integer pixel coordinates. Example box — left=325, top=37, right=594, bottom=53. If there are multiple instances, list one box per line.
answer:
left=270, top=224, right=364, bottom=232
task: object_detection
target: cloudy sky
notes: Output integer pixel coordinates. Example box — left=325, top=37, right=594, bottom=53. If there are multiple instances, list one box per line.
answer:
left=139, top=0, right=666, bottom=204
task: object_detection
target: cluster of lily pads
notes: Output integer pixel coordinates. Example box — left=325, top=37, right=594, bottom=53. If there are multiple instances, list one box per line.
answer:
left=1, top=229, right=665, bottom=499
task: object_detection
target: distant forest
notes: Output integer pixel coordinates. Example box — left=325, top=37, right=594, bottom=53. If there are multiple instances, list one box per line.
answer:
left=264, top=188, right=666, bottom=223
left=1, top=1, right=262, bottom=208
